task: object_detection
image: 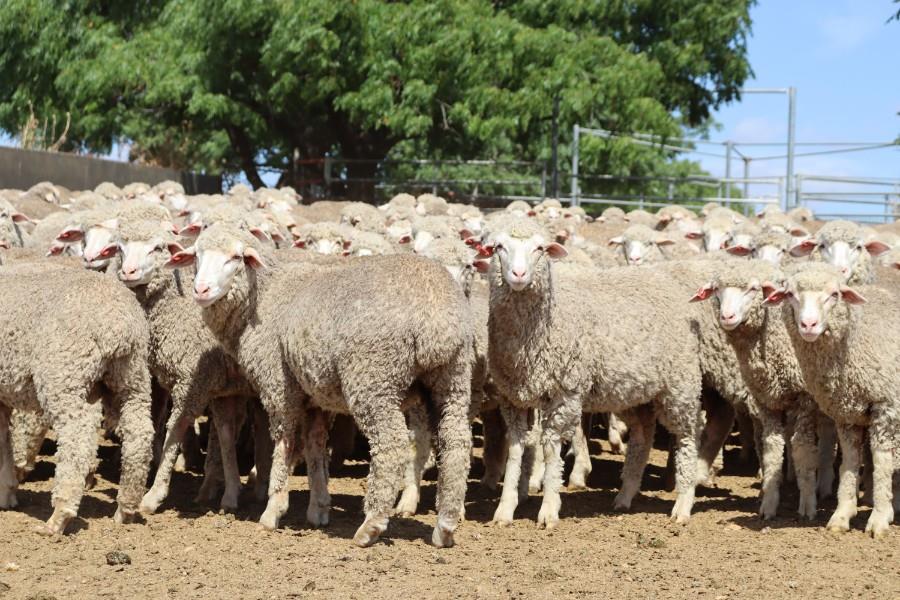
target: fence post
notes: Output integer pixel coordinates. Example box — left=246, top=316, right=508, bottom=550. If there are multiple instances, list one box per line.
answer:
left=725, top=140, right=733, bottom=207
left=551, top=95, right=560, bottom=199
left=323, top=156, right=332, bottom=198
left=570, top=124, right=580, bottom=206
left=540, top=162, right=547, bottom=200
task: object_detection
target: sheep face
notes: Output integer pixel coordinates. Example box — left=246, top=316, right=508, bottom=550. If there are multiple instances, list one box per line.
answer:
left=117, top=237, right=170, bottom=287
left=691, top=280, right=763, bottom=331
left=755, top=244, right=785, bottom=265
left=485, top=231, right=567, bottom=291
left=791, top=237, right=887, bottom=281
left=80, top=220, right=119, bottom=270
left=168, top=237, right=265, bottom=307
left=763, top=276, right=866, bottom=342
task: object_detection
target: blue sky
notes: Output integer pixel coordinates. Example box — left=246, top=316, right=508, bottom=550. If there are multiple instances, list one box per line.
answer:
left=686, top=0, right=900, bottom=218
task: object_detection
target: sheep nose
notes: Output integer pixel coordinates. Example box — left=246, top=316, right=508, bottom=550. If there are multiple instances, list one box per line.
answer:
left=801, top=318, right=818, bottom=329
left=511, top=269, right=526, bottom=278
left=123, top=266, right=137, bottom=276
left=722, top=312, right=735, bottom=321
left=195, top=283, right=210, bottom=296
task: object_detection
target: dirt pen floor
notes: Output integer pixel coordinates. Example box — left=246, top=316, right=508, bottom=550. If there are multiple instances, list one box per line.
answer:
left=1, top=430, right=897, bottom=600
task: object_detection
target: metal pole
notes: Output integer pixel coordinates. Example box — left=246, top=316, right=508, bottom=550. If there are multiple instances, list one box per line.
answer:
left=742, top=158, right=750, bottom=199
left=550, top=95, right=559, bottom=199
left=571, top=124, right=580, bottom=206
left=786, top=87, right=797, bottom=208
left=725, top=140, right=733, bottom=207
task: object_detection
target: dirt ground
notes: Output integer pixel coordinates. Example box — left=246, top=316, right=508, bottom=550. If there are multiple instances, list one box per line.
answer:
left=1, top=430, right=897, bottom=600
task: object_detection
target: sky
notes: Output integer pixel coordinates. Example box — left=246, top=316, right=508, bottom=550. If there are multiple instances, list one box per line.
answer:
left=684, top=0, right=900, bottom=220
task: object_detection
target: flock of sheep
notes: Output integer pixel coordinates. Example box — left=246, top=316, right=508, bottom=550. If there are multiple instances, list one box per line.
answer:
left=0, top=180, right=898, bottom=549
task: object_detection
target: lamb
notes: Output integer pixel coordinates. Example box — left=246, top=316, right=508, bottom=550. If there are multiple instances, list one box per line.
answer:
left=169, top=224, right=474, bottom=547
left=0, top=263, right=153, bottom=534
left=790, top=220, right=890, bottom=285
left=608, top=224, right=674, bottom=266
left=482, top=218, right=703, bottom=527
left=763, top=263, right=899, bottom=537
left=292, top=222, right=355, bottom=255
left=100, top=219, right=259, bottom=514
left=340, top=202, right=385, bottom=233
left=725, top=229, right=794, bottom=266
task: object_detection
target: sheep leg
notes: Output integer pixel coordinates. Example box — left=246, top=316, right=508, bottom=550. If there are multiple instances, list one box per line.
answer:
left=251, top=401, right=273, bottom=502
left=492, top=405, right=529, bottom=526
left=537, top=395, right=582, bottom=529
left=480, top=408, right=507, bottom=490
left=860, top=442, right=874, bottom=507
left=827, top=424, right=863, bottom=533
left=140, top=410, right=192, bottom=514
left=696, top=396, right=735, bottom=487
left=0, top=405, right=18, bottom=509
left=527, top=413, right=545, bottom=494
left=790, top=397, right=818, bottom=520
left=816, top=412, right=837, bottom=500
left=567, top=414, right=592, bottom=490
left=735, top=408, right=756, bottom=465
left=303, top=407, right=331, bottom=528
left=607, top=412, right=628, bottom=455
left=757, top=409, right=785, bottom=520
left=613, top=407, right=655, bottom=512
left=210, top=397, right=244, bottom=513
left=348, top=391, right=409, bottom=548
left=11, top=409, right=49, bottom=482
left=195, top=422, right=223, bottom=504
left=395, top=403, right=431, bottom=517
left=258, top=404, right=300, bottom=532
left=430, top=363, right=474, bottom=549
left=667, top=396, right=701, bottom=525
left=865, top=411, right=895, bottom=539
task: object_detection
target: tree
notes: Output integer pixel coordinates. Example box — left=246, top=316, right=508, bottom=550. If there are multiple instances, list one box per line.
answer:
left=0, top=0, right=754, bottom=195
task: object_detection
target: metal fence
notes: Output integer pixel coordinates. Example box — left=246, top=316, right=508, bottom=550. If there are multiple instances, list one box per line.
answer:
left=795, top=175, right=899, bottom=223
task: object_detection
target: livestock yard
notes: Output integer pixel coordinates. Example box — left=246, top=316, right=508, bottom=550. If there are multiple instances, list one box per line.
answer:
left=0, top=182, right=898, bottom=600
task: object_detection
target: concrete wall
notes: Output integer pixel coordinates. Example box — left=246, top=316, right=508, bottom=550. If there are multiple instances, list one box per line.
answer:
left=0, top=146, right=221, bottom=193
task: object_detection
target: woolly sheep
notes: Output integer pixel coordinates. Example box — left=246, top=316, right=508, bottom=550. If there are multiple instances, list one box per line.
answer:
left=169, top=225, right=474, bottom=547
left=764, top=263, right=899, bottom=537
left=608, top=224, right=674, bottom=266
left=787, top=206, right=814, bottom=222
left=292, top=222, right=355, bottom=255
left=790, top=220, right=890, bottom=285
left=725, top=229, right=793, bottom=266
left=482, top=218, right=703, bottom=527
left=416, top=193, right=449, bottom=216
left=0, top=263, right=153, bottom=534
left=340, top=202, right=385, bottom=233
left=348, top=231, right=395, bottom=257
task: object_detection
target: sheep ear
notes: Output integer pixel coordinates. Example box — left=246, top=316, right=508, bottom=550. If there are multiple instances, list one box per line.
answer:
left=47, top=242, right=66, bottom=256
left=789, top=226, right=809, bottom=237
left=248, top=227, right=270, bottom=243
left=544, top=242, right=568, bottom=259
left=398, top=235, right=412, bottom=244
left=654, top=237, right=675, bottom=247
left=342, top=239, right=352, bottom=250
left=178, top=222, right=203, bottom=237
left=726, top=245, right=753, bottom=257
left=167, top=242, right=185, bottom=256
left=608, top=236, right=624, bottom=247
left=892, top=261, right=900, bottom=271
left=685, top=231, right=704, bottom=240
left=459, top=228, right=475, bottom=240
left=761, top=281, right=780, bottom=299
left=473, top=259, right=491, bottom=273
left=839, top=285, right=866, bottom=304
left=864, top=240, right=891, bottom=257
left=762, top=289, right=789, bottom=306
left=292, top=239, right=306, bottom=248
left=98, top=243, right=119, bottom=259
left=10, top=211, right=32, bottom=223
left=56, top=225, right=84, bottom=242
left=165, top=247, right=196, bottom=268
left=270, top=230, right=285, bottom=242
left=656, top=214, right=672, bottom=225
left=477, top=244, right=495, bottom=258
left=689, top=282, right=716, bottom=302
left=243, top=247, right=266, bottom=270
left=790, top=239, right=818, bottom=257
left=527, top=210, right=537, bottom=217
left=161, top=220, right=179, bottom=235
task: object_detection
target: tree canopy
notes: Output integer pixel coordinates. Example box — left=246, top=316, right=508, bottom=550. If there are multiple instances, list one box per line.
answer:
left=0, top=0, right=754, bottom=194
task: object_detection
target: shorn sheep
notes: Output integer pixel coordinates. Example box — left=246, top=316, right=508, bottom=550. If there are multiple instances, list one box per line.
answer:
left=168, top=224, right=474, bottom=548
left=482, top=218, right=703, bottom=528
left=763, top=263, right=899, bottom=537
left=0, top=263, right=153, bottom=534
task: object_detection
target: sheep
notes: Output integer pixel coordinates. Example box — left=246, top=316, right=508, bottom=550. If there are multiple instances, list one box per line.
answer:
left=347, top=231, right=395, bottom=257
left=686, top=258, right=823, bottom=519
left=504, top=200, right=532, bottom=218
left=416, top=193, right=449, bottom=216
left=690, top=211, right=739, bottom=252
left=100, top=219, right=259, bottom=514
left=622, top=209, right=658, bottom=228
left=787, top=206, right=815, bottom=222
left=410, top=216, right=463, bottom=254
left=94, top=181, right=123, bottom=199
left=292, top=222, right=355, bottom=255
left=482, top=218, right=703, bottom=527
left=608, top=224, right=675, bottom=266
left=0, top=263, right=153, bottom=534
left=168, top=224, right=474, bottom=547
left=597, top=206, right=626, bottom=223
left=790, top=220, right=890, bottom=285
left=763, top=263, right=899, bottom=537
left=340, top=202, right=385, bottom=233
left=725, top=229, right=794, bottom=266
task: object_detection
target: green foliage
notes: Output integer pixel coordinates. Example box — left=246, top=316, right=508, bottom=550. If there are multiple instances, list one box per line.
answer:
left=0, top=0, right=754, bottom=193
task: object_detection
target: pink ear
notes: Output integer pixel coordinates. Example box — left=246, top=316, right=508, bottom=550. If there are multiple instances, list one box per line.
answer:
left=464, top=237, right=480, bottom=247
left=689, top=283, right=716, bottom=302
left=892, top=261, right=900, bottom=271
left=608, top=236, right=624, bottom=247
left=526, top=210, right=536, bottom=217
left=10, top=212, right=31, bottom=223
left=398, top=235, right=412, bottom=244
left=761, top=282, right=779, bottom=299
left=248, top=227, right=270, bottom=243
left=459, top=228, right=474, bottom=240
left=655, top=238, right=675, bottom=247
left=789, top=227, right=809, bottom=237
left=178, top=223, right=203, bottom=237
left=790, top=239, right=818, bottom=257
left=292, top=239, right=306, bottom=248
left=839, top=286, right=867, bottom=304
left=243, top=247, right=267, bottom=270
left=477, top=244, right=495, bottom=258
left=0, top=239, right=10, bottom=250
left=473, top=259, right=491, bottom=273
left=46, top=243, right=65, bottom=256
left=725, top=245, right=752, bottom=257
left=165, top=249, right=196, bottom=268
left=98, top=244, right=119, bottom=259
left=342, top=240, right=352, bottom=250
left=167, top=242, right=185, bottom=256
left=685, top=231, right=704, bottom=240
left=544, top=242, right=568, bottom=259
left=656, top=214, right=672, bottom=225
left=271, top=231, right=285, bottom=242
left=864, top=240, right=891, bottom=257
left=56, top=227, right=84, bottom=242
left=762, top=290, right=789, bottom=306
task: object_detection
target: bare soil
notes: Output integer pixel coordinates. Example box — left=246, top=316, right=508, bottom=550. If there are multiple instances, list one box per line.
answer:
left=1, top=433, right=897, bottom=600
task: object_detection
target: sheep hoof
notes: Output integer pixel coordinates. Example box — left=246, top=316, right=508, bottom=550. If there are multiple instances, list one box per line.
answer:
left=612, top=492, right=632, bottom=512
left=825, top=514, right=851, bottom=533
left=865, top=512, right=891, bottom=539
left=393, top=492, right=419, bottom=517
left=41, top=507, right=75, bottom=536
left=114, top=507, right=139, bottom=525
left=797, top=497, right=817, bottom=521
left=219, top=502, right=238, bottom=515
left=139, top=489, right=164, bottom=515
left=670, top=513, right=691, bottom=526
left=352, top=519, right=386, bottom=547
left=432, top=518, right=456, bottom=548
left=528, top=483, right=542, bottom=494
left=306, top=505, right=330, bottom=528
left=258, top=511, right=280, bottom=531
left=0, top=488, right=18, bottom=509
